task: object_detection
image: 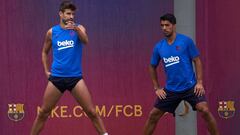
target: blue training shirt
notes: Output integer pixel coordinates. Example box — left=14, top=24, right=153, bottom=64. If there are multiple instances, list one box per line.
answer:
left=150, top=33, right=199, bottom=92
left=51, top=25, right=83, bottom=77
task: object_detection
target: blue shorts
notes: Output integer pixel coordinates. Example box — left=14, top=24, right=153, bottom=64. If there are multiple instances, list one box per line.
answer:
left=154, top=86, right=206, bottom=115
left=48, top=75, right=83, bottom=93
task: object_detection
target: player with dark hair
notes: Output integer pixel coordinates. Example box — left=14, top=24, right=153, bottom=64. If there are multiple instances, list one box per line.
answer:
left=30, top=1, right=108, bottom=135
left=143, top=13, right=219, bottom=135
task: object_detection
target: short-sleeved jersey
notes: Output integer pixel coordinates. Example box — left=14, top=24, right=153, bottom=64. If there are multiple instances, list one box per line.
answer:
left=51, top=25, right=83, bottom=77
left=150, top=33, right=199, bottom=92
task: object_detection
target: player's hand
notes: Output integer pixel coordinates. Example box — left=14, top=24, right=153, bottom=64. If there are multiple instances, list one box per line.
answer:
left=75, top=25, right=86, bottom=33
left=65, top=21, right=77, bottom=30
left=45, top=71, right=51, bottom=78
left=194, top=82, right=205, bottom=97
left=155, top=88, right=167, bottom=99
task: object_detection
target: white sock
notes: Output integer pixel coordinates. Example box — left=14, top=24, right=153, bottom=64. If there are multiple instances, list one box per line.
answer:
left=103, top=133, right=108, bottom=135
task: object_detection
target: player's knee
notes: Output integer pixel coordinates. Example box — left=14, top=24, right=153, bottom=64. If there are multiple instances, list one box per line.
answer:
left=148, top=111, right=161, bottom=123
left=38, top=108, right=51, bottom=120
left=198, top=106, right=210, bottom=115
left=85, top=107, right=98, bottom=119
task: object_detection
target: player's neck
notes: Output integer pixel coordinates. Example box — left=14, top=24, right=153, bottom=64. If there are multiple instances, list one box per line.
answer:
left=167, top=32, right=176, bottom=45
left=59, top=22, right=67, bottom=29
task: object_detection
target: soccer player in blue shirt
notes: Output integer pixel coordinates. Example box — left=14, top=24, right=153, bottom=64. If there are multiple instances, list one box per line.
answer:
left=31, top=1, right=108, bottom=135
left=143, top=13, right=219, bottom=135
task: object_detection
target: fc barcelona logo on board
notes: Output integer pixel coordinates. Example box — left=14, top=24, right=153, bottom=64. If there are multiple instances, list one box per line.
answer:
left=8, top=103, right=25, bottom=122
left=218, top=101, right=235, bottom=119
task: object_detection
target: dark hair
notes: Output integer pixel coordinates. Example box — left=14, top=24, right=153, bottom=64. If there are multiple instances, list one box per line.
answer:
left=160, top=13, right=176, bottom=24
left=59, top=1, right=76, bottom=12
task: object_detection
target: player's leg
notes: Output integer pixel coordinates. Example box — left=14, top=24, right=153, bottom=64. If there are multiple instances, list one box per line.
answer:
left=31, top=82, right=63, bottom=135
left=196, top=102, right=219, bottom=135
left=144, top=89, right=181, bottom=135
left=143, top=108, right=166, bottom=135
left=71, top=79, right=107, bottom=135
left=184, top=88, right=219, bottom=135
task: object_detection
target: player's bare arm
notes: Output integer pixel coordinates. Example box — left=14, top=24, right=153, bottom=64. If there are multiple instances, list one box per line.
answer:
left=193, top=56, right=205, bottom=96
left=65, top=22, right=88, bottom=44
left=75, top=25, right=88, bottom=44
left=42, top=29, right=52, bottom=78
left=149, top=65, right=166, bottom=99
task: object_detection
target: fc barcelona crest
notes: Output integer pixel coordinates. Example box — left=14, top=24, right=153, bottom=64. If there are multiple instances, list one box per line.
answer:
left=8, top=103, right=25, bottom=122
left=70, top=30, right=76, bottom=36
left=218, top=101, right=235, bottom=119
